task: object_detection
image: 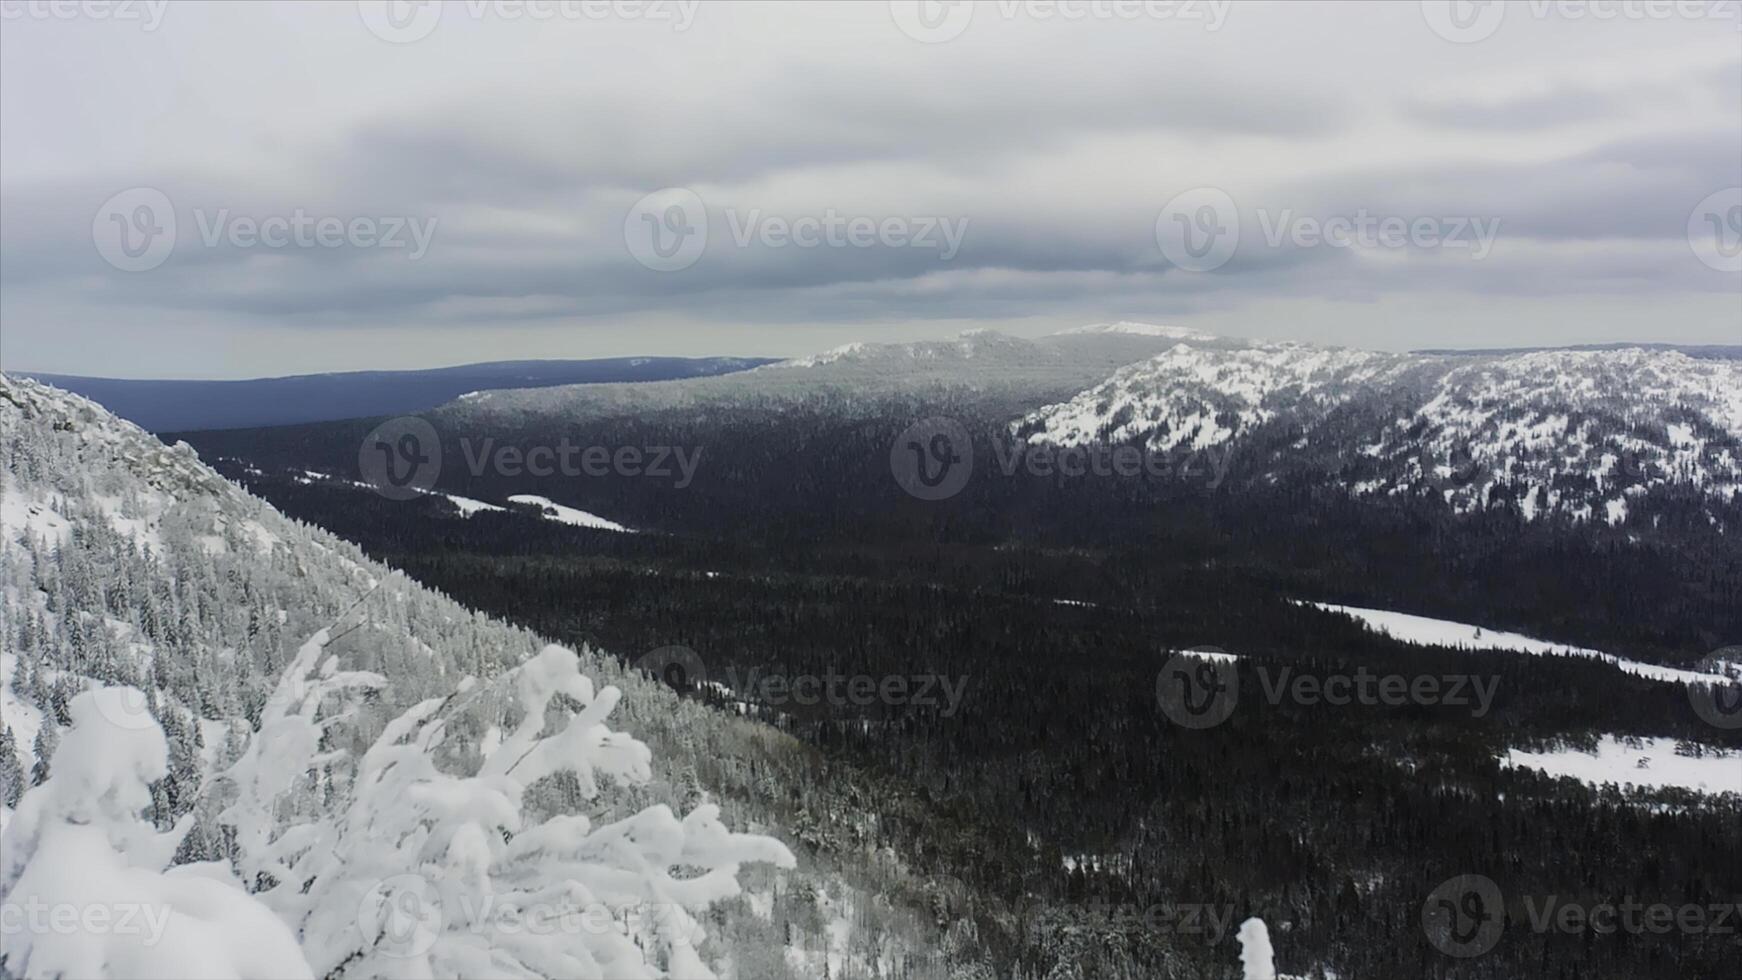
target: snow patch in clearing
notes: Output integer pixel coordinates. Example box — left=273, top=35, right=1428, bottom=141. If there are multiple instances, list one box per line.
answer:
left=442, top=493, right=504, bottom=517
left=506, top=494, right=634, bottom=533
left=1504, top=736, right=1740, bottom=797
left=1304, top=601, right=1713, bottom=686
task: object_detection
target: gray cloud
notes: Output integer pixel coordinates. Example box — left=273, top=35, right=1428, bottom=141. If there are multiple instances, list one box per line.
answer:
left=1, top=0, right=1736, bottom=377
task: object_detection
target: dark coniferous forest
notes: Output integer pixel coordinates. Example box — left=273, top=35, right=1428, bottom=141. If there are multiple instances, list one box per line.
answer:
left=182, top=403, right=1742, bottom=980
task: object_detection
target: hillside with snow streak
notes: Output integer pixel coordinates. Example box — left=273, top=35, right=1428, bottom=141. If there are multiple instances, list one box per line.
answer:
left=0, top=374, right=946, bottom=979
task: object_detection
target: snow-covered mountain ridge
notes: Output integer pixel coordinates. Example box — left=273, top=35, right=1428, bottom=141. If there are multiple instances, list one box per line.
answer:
left=1014, top=333, right=1742, bottom=525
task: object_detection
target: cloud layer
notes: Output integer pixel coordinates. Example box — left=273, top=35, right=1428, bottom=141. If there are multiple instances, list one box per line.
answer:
left=2, top=0, right=1737, bottom=377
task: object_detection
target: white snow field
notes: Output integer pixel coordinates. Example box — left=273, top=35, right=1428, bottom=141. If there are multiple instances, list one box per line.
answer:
left=506, top=493, right=635, bottom=532
left=1504, top=737, right=1740, bottom=797
left=1303, top=601, right=1716, bottom=686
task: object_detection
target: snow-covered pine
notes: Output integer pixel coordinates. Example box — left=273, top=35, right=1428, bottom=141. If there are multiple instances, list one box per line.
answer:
left=214, top=627, right=795, bottom=978
left=0, top=686, right=313, bottom=979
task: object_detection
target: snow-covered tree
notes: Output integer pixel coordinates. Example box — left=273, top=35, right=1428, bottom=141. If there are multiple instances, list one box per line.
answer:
left=0, top=727, right=22, bottom=808
left=0, top=686, right=311, bottom=979
left=1237, top=917, right=1277, bottom=980
left=218, top=630, right=797, bottom=978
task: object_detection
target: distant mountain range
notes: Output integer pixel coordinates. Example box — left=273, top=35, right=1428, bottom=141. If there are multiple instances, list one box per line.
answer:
left=17, top=356, right=775, bottom=431
left=1412, top=342, right=1742, bottom=360
left=438, top=323, right=1742, bottom=529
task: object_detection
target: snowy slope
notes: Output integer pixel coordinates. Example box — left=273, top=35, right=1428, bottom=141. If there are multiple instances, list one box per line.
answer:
left=1015, top=333, right=1742, bottom=524
left=1358, top=349, right=1742, bottom=521
left=1014, top=339, right=1424, bottom=452
left=0, top=373, right=930, bottom=979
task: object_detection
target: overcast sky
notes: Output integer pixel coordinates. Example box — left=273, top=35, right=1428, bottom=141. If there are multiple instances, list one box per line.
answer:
left=2, top=0, right=1738, bottom=378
